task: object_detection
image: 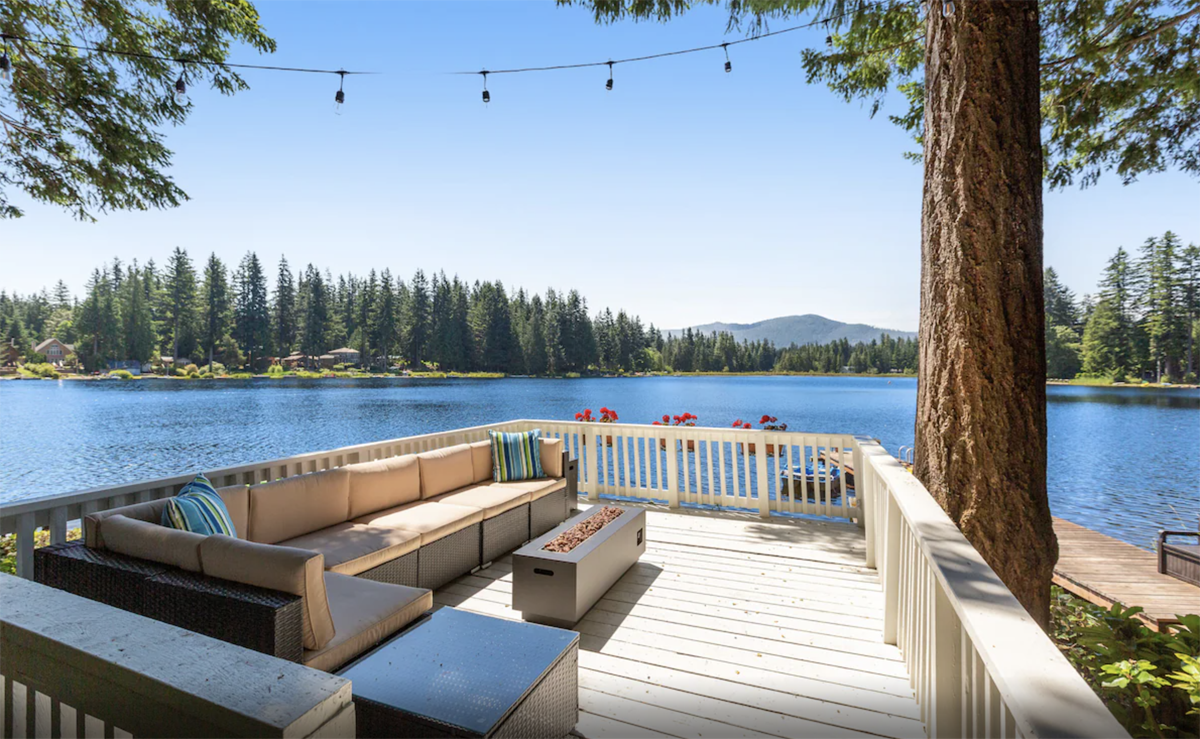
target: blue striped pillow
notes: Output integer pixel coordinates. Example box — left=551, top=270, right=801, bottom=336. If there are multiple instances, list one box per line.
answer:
left=489, top=429, right=544, bottom=482
left=162, top=474, right=237, bottom=537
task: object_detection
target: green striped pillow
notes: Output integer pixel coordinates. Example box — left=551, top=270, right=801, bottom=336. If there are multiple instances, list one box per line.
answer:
left=162, top=474, right=237, bottom=537
left=489, top=429, right=544, bottom=482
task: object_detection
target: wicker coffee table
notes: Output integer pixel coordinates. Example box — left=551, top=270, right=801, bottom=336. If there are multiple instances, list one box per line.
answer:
left=338, top=607, right=579, bottom=738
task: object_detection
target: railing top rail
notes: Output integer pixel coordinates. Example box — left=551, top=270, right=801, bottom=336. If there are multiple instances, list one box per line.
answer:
left=854, top=438, right=1126, bottom=739
left=523, top=419, right=860, bottom=439
left=0, top=420, right=522, bottom=519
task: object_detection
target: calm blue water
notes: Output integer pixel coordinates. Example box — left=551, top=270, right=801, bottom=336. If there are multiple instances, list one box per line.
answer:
left=0, top=376, right=1196, bottom=549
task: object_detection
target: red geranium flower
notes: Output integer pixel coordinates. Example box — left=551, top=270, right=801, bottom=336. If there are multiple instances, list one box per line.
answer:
left=743, top=422, right=752, bottom=429
left=760, top=414, right=771, bottom=424
left=662, top=414, right=670, bottom=423
left=575, top=412, right=583, bottom=420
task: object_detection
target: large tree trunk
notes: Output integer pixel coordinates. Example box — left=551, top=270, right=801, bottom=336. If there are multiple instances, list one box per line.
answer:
left=916, top=0, right=1057, bottom=628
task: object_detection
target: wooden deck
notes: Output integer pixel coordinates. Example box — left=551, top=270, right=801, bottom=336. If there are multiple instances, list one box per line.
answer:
left=435, top=505, right=924, bottom=739
left=1053, top=517, right=1200, bottom=631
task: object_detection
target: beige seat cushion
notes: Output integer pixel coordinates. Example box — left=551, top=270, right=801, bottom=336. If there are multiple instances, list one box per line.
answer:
left=277, top=522, right=420, bottom=576
left=417, top=445, right=474, bottom=499
left=345, top=455, right=420, bottom=519
left=303, top=573, right=432, bottom=673
left=352, top=500, right=483, bottom=546
left=99, top=515, right=205, bottom=572
left=432, top=484, right=532, bottom=518
left=215, top=485, right=249, bottom=538
left=494, top=477, right=566, bottom=501
left=199, top=535, right=335, bottom=651
left=469, top=441, right=493, bottom=483
left=247, top=469, right=351, bottom=544
left=539, top=437, right=564, bottom=477
left=83, top=498, right=170, bottom=549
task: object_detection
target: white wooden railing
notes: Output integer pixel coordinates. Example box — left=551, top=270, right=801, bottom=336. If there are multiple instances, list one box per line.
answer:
left=853, top=438, right=1127, bottom=739
left=511, top=420, right=859, bottom=520
left=0, top=421, right=526, bottom=579
left=1, top=574, right=354, bottom=738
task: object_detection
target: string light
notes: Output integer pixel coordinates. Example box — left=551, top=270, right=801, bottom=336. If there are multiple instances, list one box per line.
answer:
left=606, top=61, right=613, bottom=90
left=942, top=1, right=955, bottom=17
left=173, top=65, right=188, bottom=105
left=334, top=70, right=345, bottom=113
left=480, top=71, right=490, bottom=103
left=722, top=43, right=732, bottom=73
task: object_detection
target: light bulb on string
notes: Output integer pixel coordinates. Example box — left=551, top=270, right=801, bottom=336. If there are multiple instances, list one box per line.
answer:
left=942, top=1, right=955, bottom=17
left=722, top=43, right=732, bottom=73
left=480, top=70, right=490, bottom=103
left=826, top=35, right=833, bottom=48
left=605, top=61, right=613, bottom=91
left=334, top=70, right=346, bottom=114
left=173, top=62, right=188, bottom=105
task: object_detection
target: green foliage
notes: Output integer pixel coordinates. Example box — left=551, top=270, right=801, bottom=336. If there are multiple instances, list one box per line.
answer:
left=1, top=0, right=276, bottom=220
left=19, top=361, right=59, bottom=379
left=1052, top=586, right=1200, bottom=737
left=24, top=350, right=46, bottom=364
left=108, top=369, right=134, bottom=380
left=267, top=363, right=285, bottom=375
left=0, top=527, right=81, bottom=576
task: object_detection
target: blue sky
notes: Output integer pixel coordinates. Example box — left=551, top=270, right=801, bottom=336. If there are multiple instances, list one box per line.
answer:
left=4, top=0, right=1197, bottom=332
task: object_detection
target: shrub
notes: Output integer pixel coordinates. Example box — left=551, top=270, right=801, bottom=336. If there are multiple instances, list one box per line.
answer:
left=1, top=527, right=82, bottom=575
left=109, top=369, right=134, bottom=380
left=183, top=363, right=199, bottom=375
left=267, top=364, right=285, bottom=375
left=1052, top=586, right=1199, bottom=737
left=172, top=367, right=187, bottom=377
left=25, top=351, right=47, bottom=364
left=21, top=362, right=60, bottom=379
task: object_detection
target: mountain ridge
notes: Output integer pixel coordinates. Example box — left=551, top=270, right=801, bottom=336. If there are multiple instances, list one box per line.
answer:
left=666, top=314, right=916, bottom=347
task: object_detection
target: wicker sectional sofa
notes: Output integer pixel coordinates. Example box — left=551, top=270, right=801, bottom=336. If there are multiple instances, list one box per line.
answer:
left=35, top=438, right=577, bottom=673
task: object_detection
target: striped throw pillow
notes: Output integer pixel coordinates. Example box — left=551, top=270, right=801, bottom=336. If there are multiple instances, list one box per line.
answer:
left=162, top=474, right=237, bottom=537
left=490, top=429, right=544, bottom=482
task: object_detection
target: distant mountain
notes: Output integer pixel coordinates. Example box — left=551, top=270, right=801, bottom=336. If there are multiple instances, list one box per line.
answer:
left=667, top=315, right=917, bottom=347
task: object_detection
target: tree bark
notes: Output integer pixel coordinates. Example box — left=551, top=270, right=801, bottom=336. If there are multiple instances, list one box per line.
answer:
left=916, top=0, right=1057, bottom=628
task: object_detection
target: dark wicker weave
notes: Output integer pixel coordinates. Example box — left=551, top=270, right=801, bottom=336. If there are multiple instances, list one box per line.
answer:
left=493, top=643, right=578, bottom=739
left=419, top=523, right=483, bottom=590
left=530, top=489, right=570, bottom=539
left=34, top=541, right=166, bottom=616
left=358, top=549, right=420, bottom=587
left=145, top=569, right=305, bottom=663
left=483, top=504, right=531, bottom=565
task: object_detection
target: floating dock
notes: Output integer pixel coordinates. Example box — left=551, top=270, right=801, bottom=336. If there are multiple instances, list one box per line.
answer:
left=1052, top=517, right=1199, bottom=631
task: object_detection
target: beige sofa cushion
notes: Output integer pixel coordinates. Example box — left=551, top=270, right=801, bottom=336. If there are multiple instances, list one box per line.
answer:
left=352, top=501, right=483, bottom=546
left=215, top=485, right=249, bottom=539
left=247, top=469, right=350, bottom=544
left=278, top=522, right=421, bottom=576
left=540, top=437, right=564, bottom=478
left=469, top=441, right=493, bottom=483
left=492, top=477, right=566, bottom=501
left=99, top=515, right=205, bottom=572
left=199, top=535, right=335, bottom=652
left=84, top=498, right=171, bottom=549
left=417, top=445, right=473, bottom=499
left=303, top=573, right=432, bottom=673
left=345, top=455, right=421, bottom=519
left=432, top=485, right=532, bottom=518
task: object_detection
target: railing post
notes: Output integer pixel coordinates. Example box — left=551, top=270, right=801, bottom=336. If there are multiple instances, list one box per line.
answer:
left=931, top=583, right=964, bottom=738
left=15, top=512, right=35, bottom=580
left=755, top=437, right=771, bottom=519
left=665, top=433, right=680, bottom=509
left=883, top=491, right=901, bottom=645
left=49, top=506, right=69, bottom=546
left=854, top=437, right=875, bottom=568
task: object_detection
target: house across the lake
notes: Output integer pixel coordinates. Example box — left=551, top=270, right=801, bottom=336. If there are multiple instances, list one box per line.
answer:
left=34, top=338, right=74, bottom=366
left=106, top=359, right=147, bottom=375
left=1, top=341, right=18, bottom=366
left=329, top=347, right=360, bottom=365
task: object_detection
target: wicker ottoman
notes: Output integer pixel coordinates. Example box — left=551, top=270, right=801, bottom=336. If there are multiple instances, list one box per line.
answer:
left=339, top=607, right=578, bottom=738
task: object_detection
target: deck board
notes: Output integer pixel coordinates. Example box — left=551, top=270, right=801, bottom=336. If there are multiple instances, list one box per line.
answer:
left=434, top=504, right=923, bottom=738
left=1052, top=517, right=1199, bottom=631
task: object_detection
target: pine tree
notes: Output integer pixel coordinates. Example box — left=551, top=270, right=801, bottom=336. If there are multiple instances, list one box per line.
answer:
left=162, top=247, right=198, bottom=362
left=52, top=280, right=72, bottom=310
left=1179, top=243, right=1200, bottom=379
left=299, top=265, right=329, bottom=364
left=121, top=267, right=155, bottom=363
left=1138, top=232, right=1186, bottom=381
left=273, top=256, right=297, bottom=357
left=358, top=271, right=377, bottom=362
left=234, top=252, right=271, bottom=370
left=200, top=254, right=231, bottom=371
left=371, top=270, right=398, bottom=370
left=405, top=269, right=431, bottom=367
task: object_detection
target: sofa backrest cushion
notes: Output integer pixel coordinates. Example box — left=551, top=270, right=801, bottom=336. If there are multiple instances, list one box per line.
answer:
left=216, top=485, right=249, bottom=539
left=100, top=515, right=205, bottom=572
left=247, top=469, right=351, bottom=544
left=469, top=441, right=493, bottom=483
left=417, top=444, right=474, bottom=499
left=199, top=535, right=335, bottom=651
left=84, top=498, right=171, bottom=550
left=489, top=429, right=544, bottom=482
left=345, top=454, right=420, bottom=519
left=540, top=437, right=564, bottom=478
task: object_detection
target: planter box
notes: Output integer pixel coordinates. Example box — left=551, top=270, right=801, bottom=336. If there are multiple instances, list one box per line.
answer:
left=512, top=505, right=646, bottom=628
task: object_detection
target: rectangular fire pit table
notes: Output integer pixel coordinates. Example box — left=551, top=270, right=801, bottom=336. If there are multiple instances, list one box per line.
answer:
left=513, top=505, right=646, bottom=628
left=338, top=607, right=579, bottom=738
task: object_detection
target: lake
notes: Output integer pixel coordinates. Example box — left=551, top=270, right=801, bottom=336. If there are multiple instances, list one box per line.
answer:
left=1, top=376, right=1196, bottom=550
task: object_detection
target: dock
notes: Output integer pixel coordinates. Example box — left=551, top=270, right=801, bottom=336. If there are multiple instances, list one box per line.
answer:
left=1052, top=517, right=1199, bottom=631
